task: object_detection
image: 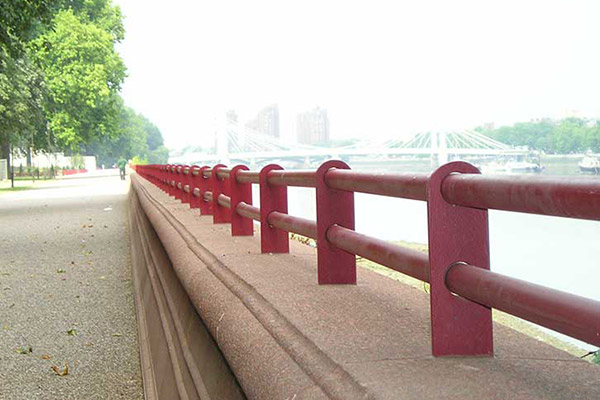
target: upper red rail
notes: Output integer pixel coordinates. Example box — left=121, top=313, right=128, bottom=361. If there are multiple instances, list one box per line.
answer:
left=134, top=161, right=600, bottom=357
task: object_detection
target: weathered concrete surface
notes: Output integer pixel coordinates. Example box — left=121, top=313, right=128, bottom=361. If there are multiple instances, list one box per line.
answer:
left=128, top=184, right=246, bottom=399
left=0, top=176, right=142, bottom=399
left=131, top=174, right=600, bottom=400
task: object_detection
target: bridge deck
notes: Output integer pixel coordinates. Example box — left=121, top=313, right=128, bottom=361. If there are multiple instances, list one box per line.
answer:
left=132, top=174, right=600, bottom=399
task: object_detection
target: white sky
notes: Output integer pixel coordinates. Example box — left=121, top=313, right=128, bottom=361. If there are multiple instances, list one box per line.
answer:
left=114, top=0, right=600, bottom=149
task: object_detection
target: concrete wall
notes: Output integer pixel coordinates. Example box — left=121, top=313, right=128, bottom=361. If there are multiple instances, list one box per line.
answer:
left=128, top=184, right=246, bottom=400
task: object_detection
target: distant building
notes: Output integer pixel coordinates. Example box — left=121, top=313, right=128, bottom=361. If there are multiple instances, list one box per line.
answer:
left=296, top=107, right=330, bottom=145
left=245, top=104, right=280, bottom=138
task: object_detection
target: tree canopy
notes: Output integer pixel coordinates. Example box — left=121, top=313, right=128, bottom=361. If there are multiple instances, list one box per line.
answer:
left=29, top=9, right=126, bottom=149
left=476, top=118, right=600, bottom=154
left=87, top=107, right=169, bottom=166
left=1, top=0, right=168, bottom=168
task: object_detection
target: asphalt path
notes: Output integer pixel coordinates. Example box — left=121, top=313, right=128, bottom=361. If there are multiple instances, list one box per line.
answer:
left=0, top=175, right=143, bottom=399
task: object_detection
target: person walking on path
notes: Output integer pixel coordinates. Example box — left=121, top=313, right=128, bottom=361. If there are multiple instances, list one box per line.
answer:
left=117, top=156, right=128, bottom=180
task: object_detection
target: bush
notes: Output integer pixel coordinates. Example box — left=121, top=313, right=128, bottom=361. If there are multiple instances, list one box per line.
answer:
left=131, top=155, right=148, bottom=165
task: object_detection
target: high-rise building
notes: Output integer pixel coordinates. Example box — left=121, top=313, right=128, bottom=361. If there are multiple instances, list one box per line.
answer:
left=296, top=107, right=330, bottom=145
left=245, top=104, right=280, bottom=138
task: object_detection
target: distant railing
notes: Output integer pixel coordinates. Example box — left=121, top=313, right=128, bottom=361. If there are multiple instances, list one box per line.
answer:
left=134, top=161, right=600, bottom=357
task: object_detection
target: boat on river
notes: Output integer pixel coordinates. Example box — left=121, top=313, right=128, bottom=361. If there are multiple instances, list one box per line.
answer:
left=480, top=160, right=543, bottom=174
left=578, top=151, right=600, bottom=173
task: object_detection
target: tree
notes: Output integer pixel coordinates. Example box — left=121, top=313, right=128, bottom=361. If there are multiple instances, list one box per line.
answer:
left=1, top=0, right=168, bottom=173
left=86, top=107, right=168, bottom=166
left=148, top=146, right=169, bottom=164
left=479, top=118, right=600, bottom=154
left=29, top=9, right=126, bottom=150
left=0, top=47, right=47, bottom=169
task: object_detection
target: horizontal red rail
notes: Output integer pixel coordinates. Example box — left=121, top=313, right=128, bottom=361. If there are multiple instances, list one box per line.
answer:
left=216, top=168, right=231, bottom=180
left=325, top=170, right=428, bottom=201
left=236, top=171, right=260, bottom=184
left=446, top=263, right=600, bottom=346
left=268, top=211, right=317, bottom=239
left=327, top=225, right=429, bottom=282
left=442, top=174, right=600, bottom=220
left=236, top=202, right=260, bottom=221
left=217, top=194, right=230, bottom=209
left=267, top=170, right=317, bottom=188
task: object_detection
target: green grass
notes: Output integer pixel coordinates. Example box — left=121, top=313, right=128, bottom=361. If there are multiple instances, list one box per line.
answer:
left=0, top=185, right=35, bottom=192
left=13, top=176, right=54, bottom=181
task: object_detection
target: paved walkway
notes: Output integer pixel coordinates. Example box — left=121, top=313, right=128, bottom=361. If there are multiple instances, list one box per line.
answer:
left=0, top=176, right=143, bottom=399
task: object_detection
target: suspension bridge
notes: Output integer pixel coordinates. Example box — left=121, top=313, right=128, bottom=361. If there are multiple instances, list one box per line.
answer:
left=169, top=121, right=528, bottom=167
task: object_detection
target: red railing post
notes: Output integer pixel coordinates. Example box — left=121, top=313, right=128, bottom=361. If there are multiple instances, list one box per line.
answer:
left=198, top=166, right=213, bottom=215
left=176, top=166, right=184, bottom=200
left=189, top=166, right=201, bottom=209
left=316, top=160, right=356, bottom=284
left=212, top=164, right=230, bottom=223
left=229, top=165, right=253, bottom=236
left=182, top=165, right=191, bottom=205
left=169, top=165, right=176, bottom=197
left=163, top=165, right=169, bottom=192
left=427, top=161, right=493, bottom=357
left=259, top=164, right=289, bottom=253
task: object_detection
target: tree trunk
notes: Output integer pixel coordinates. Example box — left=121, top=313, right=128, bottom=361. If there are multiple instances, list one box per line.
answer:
left=1, top=134, right=10, bottom=172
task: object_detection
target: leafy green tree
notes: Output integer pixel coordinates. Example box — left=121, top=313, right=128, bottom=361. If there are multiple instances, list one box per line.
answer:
left=0, top=47, right=47, bottom=168
left=148, top=146, right=169, bottom=164
left=480, top=118, right=600, bottom=154
left=1, top=0, right=58, bottom=55
left=86, top=107, right=168, bottom=166
left=1, top=0, right=167, bottom=172
left=29, top=8, right=126, bottom=150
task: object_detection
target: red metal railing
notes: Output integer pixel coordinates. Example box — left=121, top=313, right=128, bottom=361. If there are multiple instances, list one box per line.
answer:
left=134, top=161, right=600, bottom=357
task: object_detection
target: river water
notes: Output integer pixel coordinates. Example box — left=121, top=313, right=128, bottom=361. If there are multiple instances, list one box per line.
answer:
left=253, top=155, right=599, bottom=350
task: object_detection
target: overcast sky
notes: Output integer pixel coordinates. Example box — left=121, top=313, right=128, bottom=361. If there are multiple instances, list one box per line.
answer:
left=114, top=0, right=600, bottom=149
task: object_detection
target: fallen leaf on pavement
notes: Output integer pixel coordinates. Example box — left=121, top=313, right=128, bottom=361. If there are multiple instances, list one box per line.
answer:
left=41, top=354, right=52, bottom=360
left=56, top=269, right=66, bottom=274
left=67, top=328, right=77, bottom=336
left=52, top=363, right=69, bottom=376
left=16, top=346, right=33, bottom=354
left=112, top=333, right=122, bottom=337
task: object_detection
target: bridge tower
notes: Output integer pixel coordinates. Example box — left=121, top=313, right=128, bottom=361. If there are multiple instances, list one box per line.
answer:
left=215, top=115, right=230, bottom=164
left=430, top=132, right=449, bottom=167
